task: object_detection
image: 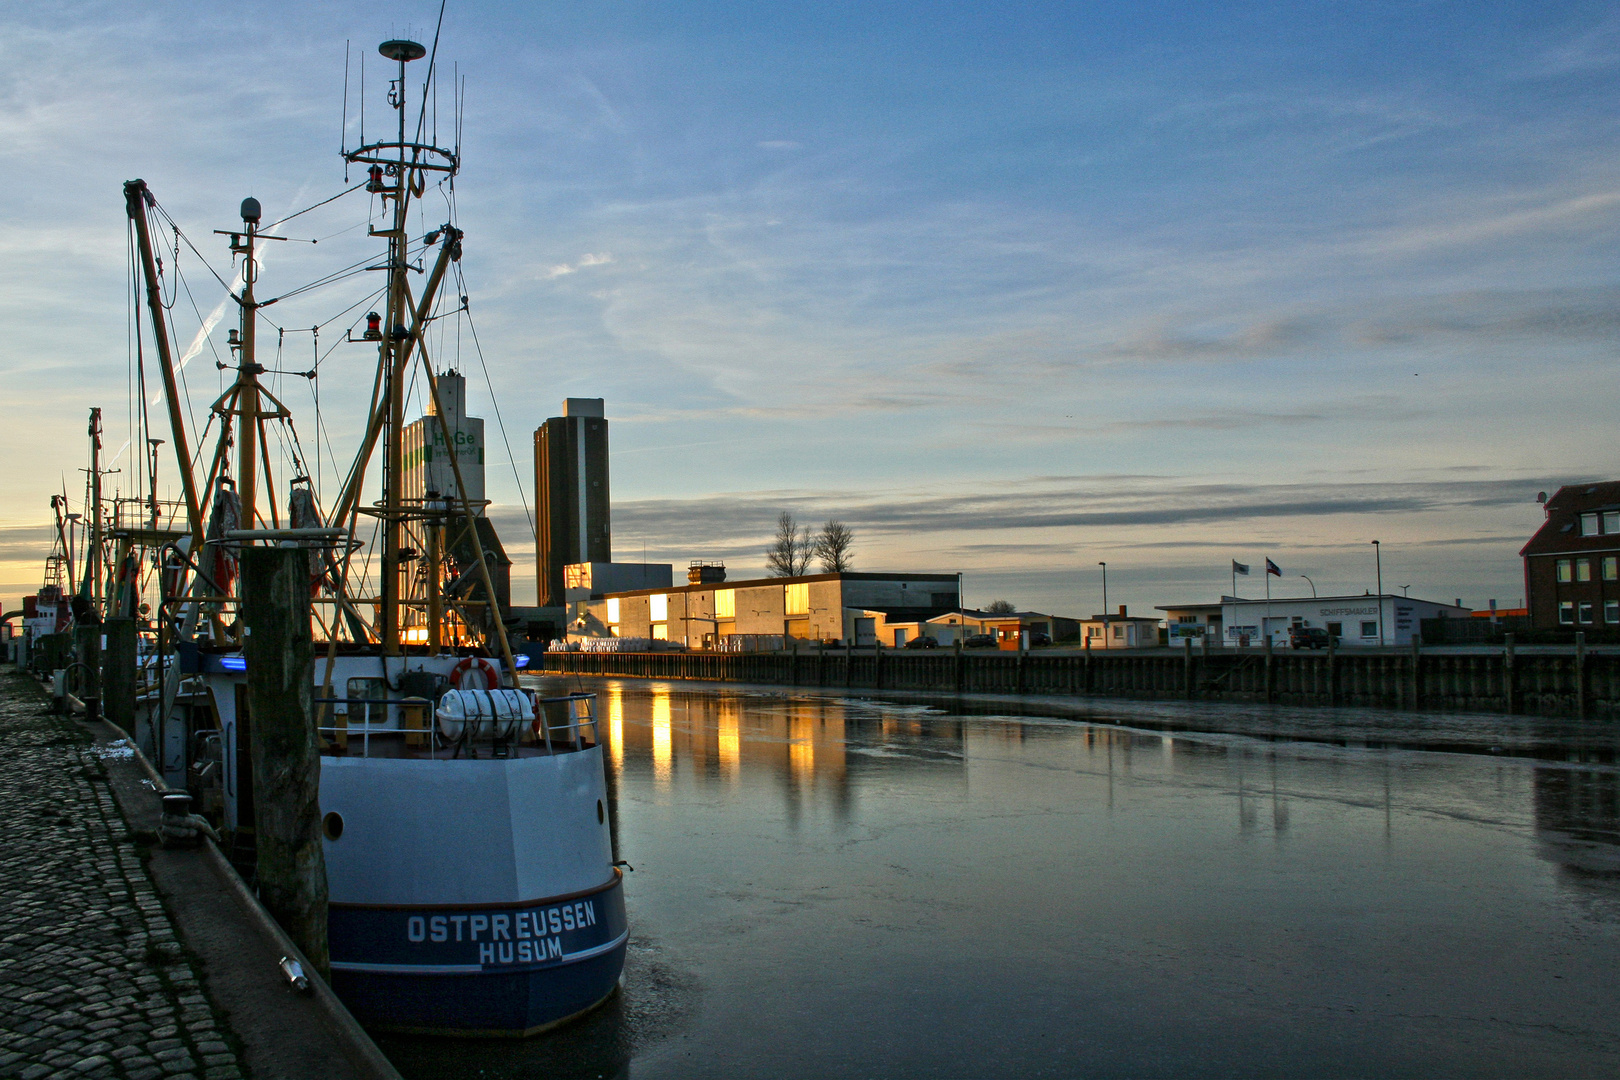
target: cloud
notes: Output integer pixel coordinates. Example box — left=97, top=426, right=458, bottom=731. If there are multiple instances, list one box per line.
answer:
left=543, top=252, right=614, bottom=278
left=757, top=140, right=801, bottom=150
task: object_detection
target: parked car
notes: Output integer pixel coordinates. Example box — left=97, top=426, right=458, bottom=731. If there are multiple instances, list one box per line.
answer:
left=904, top=636, right=940, bottom=649
left=1028, top=632, right=1052, bottom=647
left=1289, top=626, right=1331, bottom=650
left=962, top=634, right=998, bottom=648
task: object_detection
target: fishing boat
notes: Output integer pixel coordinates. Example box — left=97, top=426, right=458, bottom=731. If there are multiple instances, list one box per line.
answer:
left=114, top=33, right=627, bottom=1036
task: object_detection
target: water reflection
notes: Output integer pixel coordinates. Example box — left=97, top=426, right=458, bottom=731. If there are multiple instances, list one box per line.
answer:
left=389, top=677, right=1620, bottom=1079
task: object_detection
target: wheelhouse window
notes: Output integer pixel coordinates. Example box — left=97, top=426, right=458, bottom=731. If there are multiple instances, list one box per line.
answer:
left=345, top=677, right=388, bottom=725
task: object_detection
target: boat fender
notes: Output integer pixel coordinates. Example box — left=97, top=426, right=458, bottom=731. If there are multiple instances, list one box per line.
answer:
left=449, top=656, right=499, bottom=691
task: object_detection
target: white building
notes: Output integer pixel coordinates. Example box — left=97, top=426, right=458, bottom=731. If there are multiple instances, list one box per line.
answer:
left=1211, top=593, right=1470, bottom=648
left=402, top=371, right=484, bottom=510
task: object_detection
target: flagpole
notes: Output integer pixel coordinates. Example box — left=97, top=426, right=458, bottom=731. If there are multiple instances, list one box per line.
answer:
left=1265, top=558, right=1271, bottom=647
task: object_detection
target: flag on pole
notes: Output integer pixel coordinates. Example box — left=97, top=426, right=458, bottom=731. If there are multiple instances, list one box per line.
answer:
left=1266, top=558, right=1281, bottom=576
left=1232, top=561, right=1250, bottom=576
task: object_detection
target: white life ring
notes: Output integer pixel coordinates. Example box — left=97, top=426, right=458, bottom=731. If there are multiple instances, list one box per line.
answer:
left=450, top=656, right=500, bottom=691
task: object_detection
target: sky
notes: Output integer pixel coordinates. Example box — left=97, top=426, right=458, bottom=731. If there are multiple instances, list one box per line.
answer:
left=3, top=0, right=1619, bottom=617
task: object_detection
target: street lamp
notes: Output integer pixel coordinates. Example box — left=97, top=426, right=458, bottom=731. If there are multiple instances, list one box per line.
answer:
left=1371, top=539, right=1383, bottom=647
left=1299, top=574, right=1316, bottom=598
left=1099, top=561, right=1108, bottom=647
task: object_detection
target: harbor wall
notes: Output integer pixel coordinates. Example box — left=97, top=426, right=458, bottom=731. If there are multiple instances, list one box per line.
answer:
left=535, top=644, right=1620, bottom=719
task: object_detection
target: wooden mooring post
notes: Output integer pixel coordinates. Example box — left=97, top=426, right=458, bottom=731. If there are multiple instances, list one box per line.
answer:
left=239, top=546, right=330, bottom=979
left=101, top=616, right=137, bottom=736
left=1503, top=633, right=1516, bottom=715
left=1409, top=637, right=1422, bottom=711
left=1576, top=631, right=1587, bottom=720
left=1183, top=637, right=1194, bottom=700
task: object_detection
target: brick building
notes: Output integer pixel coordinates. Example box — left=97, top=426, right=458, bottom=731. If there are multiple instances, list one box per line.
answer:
left=1521, top=482, right=1620, bottom=630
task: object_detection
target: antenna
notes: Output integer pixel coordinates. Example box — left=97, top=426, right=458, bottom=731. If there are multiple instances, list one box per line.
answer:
left=341, top=40, right=350, bottom=167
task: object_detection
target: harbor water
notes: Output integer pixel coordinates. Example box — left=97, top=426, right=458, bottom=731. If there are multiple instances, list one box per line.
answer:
left=378, top=678, right=1620, bottom=1078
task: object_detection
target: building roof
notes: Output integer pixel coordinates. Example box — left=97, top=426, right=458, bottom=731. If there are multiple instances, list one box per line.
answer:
left=1081, top=614, right=1162, bottom=624
left=598, top=571, right=959, bottom=600
left=1520, top=482, right=1620, bottom=557
left=1219, top=592, right=1469, bottom=611
left=1155, top=602, right=1224, bottom=615
left=923, top=609, right=1061, bottom=624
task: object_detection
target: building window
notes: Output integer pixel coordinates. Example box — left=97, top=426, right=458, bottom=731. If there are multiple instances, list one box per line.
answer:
left=1582, top=513, right=1600, bottom=536
left=1607, top=601, right=1619, bottom=624
left=650, top=594, right=668, bottom=621
left=652, top=623, right=668, bottom=640
left=1112, top=624, right=1124, bottom=639
left=715, top=589, right=735, bottom=619
left=1361, top=621, right=1378, bottom=637
left=1557, top=559, right=1573, bottom=583
left=1605, top=511, right=1620, bottom=534
left=785, top=583, right=809, bottom=616
left=606, top=598, right=620, bottom=623
left=1577, top=559, right=1592, bottom=582
left=1605, top=557, right=1618, bottom=582
left=1560, top=602, right=1575, bottom=625
left=1326, top=622, right=1342, bottom=638
left=1579, top=602, right=1594, bottom=624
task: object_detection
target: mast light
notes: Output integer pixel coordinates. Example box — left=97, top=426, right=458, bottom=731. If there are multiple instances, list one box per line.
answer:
left=363, top=312, right=383, bottom=341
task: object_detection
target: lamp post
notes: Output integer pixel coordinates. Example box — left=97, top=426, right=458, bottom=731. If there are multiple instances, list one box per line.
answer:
left=1371, top=539, right=1383, bottom=647
left=1099, top=561, right=1108, bottom=648
left=1300, top=574, right=1316, bottom=598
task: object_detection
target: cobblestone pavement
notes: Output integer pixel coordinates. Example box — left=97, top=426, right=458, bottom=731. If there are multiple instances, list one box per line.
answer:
left=0, top=671, right=246, bottom=1080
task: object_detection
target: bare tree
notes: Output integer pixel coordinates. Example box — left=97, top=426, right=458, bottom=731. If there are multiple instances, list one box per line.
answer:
left=984, top=599, right=1016, bottom=614
left=766, top=511, right=812, bottom=576
left=813, top=520, right=854, bottom=573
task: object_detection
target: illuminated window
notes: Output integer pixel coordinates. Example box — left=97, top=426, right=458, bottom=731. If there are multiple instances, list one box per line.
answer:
left=1578, top=559, right=1592, bottom=582
left=1560, top=602, right=1574, bottom=625
left=1557, top=560, right=1572, bottom=583
left=1607, top=557, right=1618, bottom=581
left=606, top=598, right=620, bottom=623
left=715, top=589, right=735, bottom=618
left=652, top=623, right=668, bottom=640
left=650, top=594, right=668, bottom=621
left=785, top=583, right=809, bottom=616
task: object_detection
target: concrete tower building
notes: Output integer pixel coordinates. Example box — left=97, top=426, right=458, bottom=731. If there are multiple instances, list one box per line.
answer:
left=402, top=371, right=485, bottom=510
left=535, top=398, right=611, bottom=608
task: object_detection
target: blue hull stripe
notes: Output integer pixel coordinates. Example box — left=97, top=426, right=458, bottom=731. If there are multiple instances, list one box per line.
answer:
left=332, top=929, right=629, bottom=976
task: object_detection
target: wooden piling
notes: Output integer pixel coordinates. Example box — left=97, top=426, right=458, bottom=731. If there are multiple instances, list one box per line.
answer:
left=1263, top=636, right=1274, bottom=704
left=239, top=547, right=329, bottom=980
left=101, top=617, right=137, bottom=736
left=1576, top=632, right=1587, bottom=720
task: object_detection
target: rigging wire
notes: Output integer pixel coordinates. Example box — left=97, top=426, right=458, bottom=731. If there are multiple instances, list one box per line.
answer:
left=452, top=262, right=534, bottom=540
left=262, top=181, right=365, bottom=232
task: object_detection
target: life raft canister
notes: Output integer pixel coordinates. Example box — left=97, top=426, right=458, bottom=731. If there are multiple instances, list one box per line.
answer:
left=449, top=656, right=500, bottom=691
